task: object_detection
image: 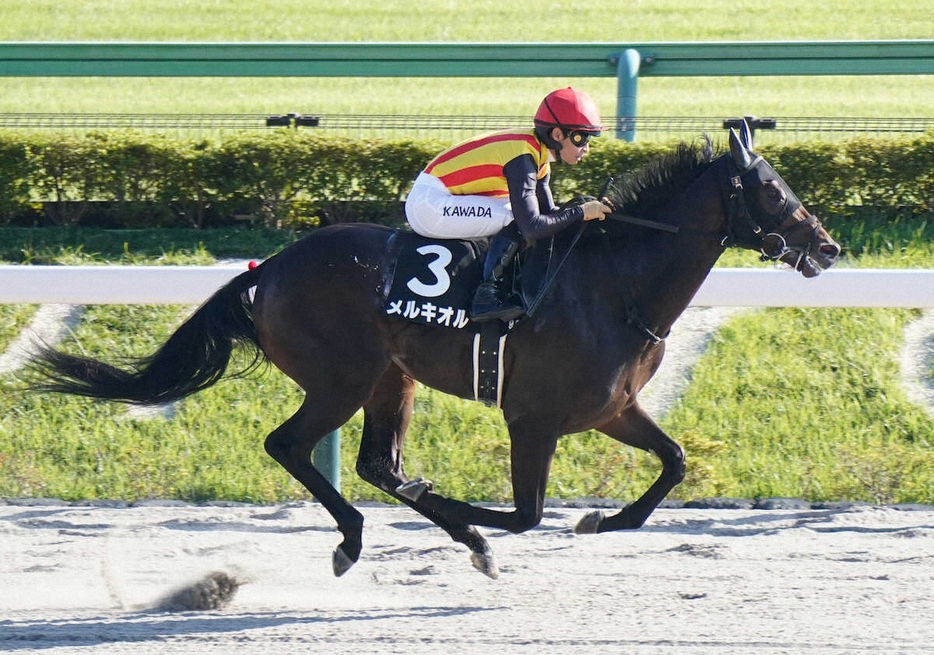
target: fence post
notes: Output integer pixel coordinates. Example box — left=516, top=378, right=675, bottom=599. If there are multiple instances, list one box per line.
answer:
left=312, top=429, right=341, bottom=491
left=616, top=48, right=641, bottom=142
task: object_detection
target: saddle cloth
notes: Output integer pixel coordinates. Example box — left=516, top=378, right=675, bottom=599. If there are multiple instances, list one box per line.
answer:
left=382, top=230, right=517, bottom=406
left=383, top=231, right=484, bottom=331
left=380, top=227, right=583, bottom=406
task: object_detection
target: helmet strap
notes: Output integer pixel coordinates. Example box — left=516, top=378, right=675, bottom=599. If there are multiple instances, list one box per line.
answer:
left=535, top=125, right=564, bottom=154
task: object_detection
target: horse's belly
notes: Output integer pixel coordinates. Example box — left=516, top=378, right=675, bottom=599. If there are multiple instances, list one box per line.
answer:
left=390, top=327, right=478, bottom=401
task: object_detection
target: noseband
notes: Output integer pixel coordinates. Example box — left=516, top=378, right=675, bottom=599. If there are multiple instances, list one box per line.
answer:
left=717, top=155, right=822, bottom=266
left=756, top=215, right=821, bottom=268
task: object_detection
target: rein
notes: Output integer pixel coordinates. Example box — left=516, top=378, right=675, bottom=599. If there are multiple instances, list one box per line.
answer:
left=597, top=154, right=819, bottom=345
left=604, top=155, right=816, bottom=264
left=605, top=212, right=680, bottom=234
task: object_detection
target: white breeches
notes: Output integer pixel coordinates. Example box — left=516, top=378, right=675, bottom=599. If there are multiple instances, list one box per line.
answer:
left=404, top=172, right=514, bottom=239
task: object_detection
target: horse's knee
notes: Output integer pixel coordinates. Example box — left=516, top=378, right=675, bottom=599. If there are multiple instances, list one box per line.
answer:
left=263, top=433, right=288, bottom=462
left=355, top=456, right=383, bottom=486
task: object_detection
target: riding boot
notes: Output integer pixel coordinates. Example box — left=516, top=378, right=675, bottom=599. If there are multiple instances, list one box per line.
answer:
left=470, top=228, right=523, bottom=322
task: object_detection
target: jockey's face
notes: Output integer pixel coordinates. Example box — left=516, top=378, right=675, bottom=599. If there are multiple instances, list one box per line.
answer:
left=550, top=127, right=592, bottom=165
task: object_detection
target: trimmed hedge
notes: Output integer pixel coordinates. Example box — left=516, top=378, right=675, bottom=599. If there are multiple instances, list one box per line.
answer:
left=554, top=134, right=934, bottom=220
left=0, top=129, right=931, bottom=229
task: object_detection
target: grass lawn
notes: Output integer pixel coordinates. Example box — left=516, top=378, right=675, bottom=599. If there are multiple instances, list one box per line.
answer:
left=1, top=0, right=931, bottom=122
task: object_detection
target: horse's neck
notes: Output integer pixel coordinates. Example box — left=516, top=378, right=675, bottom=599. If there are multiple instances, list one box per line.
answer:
left=622, top=165, right=728, bottom=337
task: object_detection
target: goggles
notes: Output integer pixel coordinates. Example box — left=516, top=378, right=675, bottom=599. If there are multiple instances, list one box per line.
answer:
left=567, top=130, right=599, bottom=147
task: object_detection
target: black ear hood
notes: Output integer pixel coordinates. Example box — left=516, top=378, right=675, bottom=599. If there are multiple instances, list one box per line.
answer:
left=729, top=120, right=758, bottom=171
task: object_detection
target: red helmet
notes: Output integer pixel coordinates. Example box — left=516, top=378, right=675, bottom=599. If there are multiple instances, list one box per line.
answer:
left=534, top=87, right=605, bottom=133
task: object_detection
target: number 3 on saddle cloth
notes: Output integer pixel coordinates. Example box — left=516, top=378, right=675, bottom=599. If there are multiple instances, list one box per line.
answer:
left=381, top=229, right=574, bottom=406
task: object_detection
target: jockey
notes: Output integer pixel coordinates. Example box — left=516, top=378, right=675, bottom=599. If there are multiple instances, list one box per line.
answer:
left=405, top=86, right=611, bottom=322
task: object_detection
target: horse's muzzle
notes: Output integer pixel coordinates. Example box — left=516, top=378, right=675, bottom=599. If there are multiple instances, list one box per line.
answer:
left=782, top=222, right=841, bottom=278
left=777, top=216, right=841, bottom=278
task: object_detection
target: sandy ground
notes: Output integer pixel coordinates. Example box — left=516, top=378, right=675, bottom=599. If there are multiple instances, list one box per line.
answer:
left=2, top=499, right=933, bottom=654
left=2, top=303, right=932, bottom=653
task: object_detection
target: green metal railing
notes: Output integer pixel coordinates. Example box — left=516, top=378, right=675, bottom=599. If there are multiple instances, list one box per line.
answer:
left=1, top=40, right=932, bottom=140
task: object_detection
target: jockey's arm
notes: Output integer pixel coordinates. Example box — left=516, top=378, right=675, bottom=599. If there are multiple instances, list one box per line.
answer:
left=503, top=154, right=584, bottom=241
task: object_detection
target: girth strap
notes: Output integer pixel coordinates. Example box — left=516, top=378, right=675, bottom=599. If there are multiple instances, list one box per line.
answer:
left=473, top=322, right=507, bottom=407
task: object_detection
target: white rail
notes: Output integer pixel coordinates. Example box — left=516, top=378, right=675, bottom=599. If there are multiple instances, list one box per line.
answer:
left=691, top=268, right=934, bottom=308
left=0, top=265, right=932, bottom=308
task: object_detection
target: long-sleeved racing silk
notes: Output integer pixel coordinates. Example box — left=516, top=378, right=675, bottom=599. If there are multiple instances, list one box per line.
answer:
left=423, top=129, right=584, bottom=240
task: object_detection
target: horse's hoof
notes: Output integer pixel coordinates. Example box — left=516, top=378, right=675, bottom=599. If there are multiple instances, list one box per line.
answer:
left=332, top=545, right=357, bottom=577
left=396, top=477, right=433, bottom=502
left=469, top=546, right=500, bottom=580
left=574, top=510, right=603, bottom=534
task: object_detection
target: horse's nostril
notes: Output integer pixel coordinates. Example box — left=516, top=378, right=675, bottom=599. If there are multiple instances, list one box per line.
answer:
left=820, top=244, right=840, bottom=258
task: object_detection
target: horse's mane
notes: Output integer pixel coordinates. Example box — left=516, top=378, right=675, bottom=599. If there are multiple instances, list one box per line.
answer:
left=605, top=137, right=719, bottom=217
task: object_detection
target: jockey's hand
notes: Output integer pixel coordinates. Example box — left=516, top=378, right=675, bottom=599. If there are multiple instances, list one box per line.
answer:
left=582, top=200, right=612, bottom=221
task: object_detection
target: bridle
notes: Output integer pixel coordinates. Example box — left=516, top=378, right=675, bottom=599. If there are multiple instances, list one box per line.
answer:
left=605, top=153, right=824, bottom=269
left=596, top=152, right=827, bottom=344
left=715, top=154, right=823, bottom=269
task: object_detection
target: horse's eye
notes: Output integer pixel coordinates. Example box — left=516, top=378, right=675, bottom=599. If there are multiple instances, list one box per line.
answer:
left=760, top=181, right=787, bottom=214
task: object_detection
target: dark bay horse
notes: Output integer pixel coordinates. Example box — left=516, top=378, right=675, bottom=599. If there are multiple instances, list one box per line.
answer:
left=27, top=124, right=840, bottom=579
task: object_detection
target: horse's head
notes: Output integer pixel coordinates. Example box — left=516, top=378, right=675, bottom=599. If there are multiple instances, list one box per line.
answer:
left=726, top=122, right=840, bottom=277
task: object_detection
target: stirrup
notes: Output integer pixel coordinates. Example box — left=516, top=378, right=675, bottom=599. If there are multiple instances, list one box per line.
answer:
left=470, top=291, right=524, bottom=322
left=471, top=305, right=524, bottom=322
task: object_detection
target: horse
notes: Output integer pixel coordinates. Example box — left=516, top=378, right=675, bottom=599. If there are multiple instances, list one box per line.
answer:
left=26, top=122, right=841, bottom=579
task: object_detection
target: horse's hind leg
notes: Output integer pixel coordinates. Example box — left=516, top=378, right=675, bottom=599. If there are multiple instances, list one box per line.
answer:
left=353, top=364, right=416, bottom=497
left=264, top=399, right=366, bottom=577
left=575, top=402, right=685, bottom=534
left=354, top=365, right=498, bottom=577
left=361, top=409, right=563, bottom=577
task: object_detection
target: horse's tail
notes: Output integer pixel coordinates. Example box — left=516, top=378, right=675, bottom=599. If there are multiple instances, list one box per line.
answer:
left=27, top=265, right=266, bottom=405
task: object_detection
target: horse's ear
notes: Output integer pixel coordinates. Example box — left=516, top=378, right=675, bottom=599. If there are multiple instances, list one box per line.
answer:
left=739, top=119, right=754, bottom=149
left=729, top=124, right=756, bottom=170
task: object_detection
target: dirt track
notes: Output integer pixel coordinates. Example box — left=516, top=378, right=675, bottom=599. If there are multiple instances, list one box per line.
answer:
left=2, top=500, right=933, bottom=654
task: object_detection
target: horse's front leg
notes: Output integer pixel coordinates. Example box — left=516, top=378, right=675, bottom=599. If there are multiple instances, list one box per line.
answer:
left=575, top=402, right=685, bottom=534
left=362, top=409, right=560, bottom=577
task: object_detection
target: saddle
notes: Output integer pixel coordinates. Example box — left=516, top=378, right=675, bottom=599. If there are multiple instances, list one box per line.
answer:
left=382, top=227, right=580, bottom=332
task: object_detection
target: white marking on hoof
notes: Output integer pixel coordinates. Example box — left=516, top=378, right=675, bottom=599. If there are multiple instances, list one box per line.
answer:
left=470, top=548, right=499, bottom=580
left=574, top=510, right=603, bottom=535
left=332, top=546, right=356, bottom=577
